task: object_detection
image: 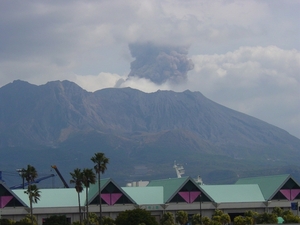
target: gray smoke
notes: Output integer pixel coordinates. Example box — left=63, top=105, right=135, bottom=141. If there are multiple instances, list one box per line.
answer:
left=128, top=42, right=194, bottom=84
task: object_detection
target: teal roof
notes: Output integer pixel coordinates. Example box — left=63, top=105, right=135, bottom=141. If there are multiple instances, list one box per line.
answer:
left=235, top=174, right=290, bottom=200
left=147, top=177, right=189, bottom=202
left=88, top=178, right=110, bottom=203
left=88, top=178, right=136, bottom=205
left=13, top=188, right=86, bottom=208
left=201, top=184, right=265, bottom=203
left=122, top=187, right=164, bottom=205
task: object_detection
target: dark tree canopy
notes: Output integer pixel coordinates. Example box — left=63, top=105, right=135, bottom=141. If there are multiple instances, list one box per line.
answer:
left=115, top=208, right=158, bottom=225
left=43, top=215, right=70, bottom=225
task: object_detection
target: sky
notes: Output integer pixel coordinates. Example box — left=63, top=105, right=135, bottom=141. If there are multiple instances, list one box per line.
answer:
left=0, top=0, right=299, bottom=138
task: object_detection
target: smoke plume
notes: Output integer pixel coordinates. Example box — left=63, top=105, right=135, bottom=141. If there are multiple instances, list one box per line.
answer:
left=128, top=42, right=194, bottom=84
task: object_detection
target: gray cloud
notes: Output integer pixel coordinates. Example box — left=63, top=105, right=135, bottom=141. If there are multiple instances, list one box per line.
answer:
left=0, top=0, right=299, bottom=139
left=128, top=43, right=194, bottom=84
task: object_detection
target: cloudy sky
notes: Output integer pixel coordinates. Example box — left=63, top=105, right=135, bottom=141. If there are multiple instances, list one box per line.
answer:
left=0, top=0, right=299, bottom=138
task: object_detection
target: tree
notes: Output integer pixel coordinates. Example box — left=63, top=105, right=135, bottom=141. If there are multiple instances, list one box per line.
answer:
left=256, top=212, right=277, bottom=224
left=244, top=210, right=258, bottom=225
left=82, top=168, right=96, bottom=225
left=233, top=216, right=245, bottom=225
left=24, top=184, right=40, bottom=225
left=272, top=207, right=284, bottom=217
left=220, top=214, right=231, bottom=225
left=102, top=216, right=115, bottom=225
left=115, top=208, right=158, bottom=225
left=211, top=210, right=230, bottom=225
left=0, top=218, right=12, bottom=225
left=202, top=216, right=211, bottom=225
left=84, top=212, right=104, bottom=225
left=160, top=212, right=175, bottom=225
left=43, top=215, right=70, bottom=225
left=281, top=209, right=300, bottom=223
left=192, top=213, right=202, bottom=225
left=91, top=152, right=109, bottom=225
left=22, top=165, right=38, bottom=225
left=70, top=168, right=84, bottom=225
left=175, top=211, right=188, bottom=225
left=16, top=215, right=37, bottom=225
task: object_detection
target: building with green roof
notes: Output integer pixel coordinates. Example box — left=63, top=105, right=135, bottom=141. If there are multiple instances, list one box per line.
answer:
left=1, top=174, right=300, bottom=224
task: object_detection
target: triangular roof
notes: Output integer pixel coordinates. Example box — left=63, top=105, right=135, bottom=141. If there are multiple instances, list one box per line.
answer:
left=88, top=178, right=110, bottom=203
left=235, top=174, right=300, bottom=200
left=0, top=181, right=27, bottom=208
left=88, top=178, right=135, bottom=205
left=147, top=176, right=213, bottom=203
left=201, top=184, right=265, bottom=203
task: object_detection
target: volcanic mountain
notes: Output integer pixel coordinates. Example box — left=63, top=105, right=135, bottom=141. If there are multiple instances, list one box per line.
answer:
left=1, top=80, right=300, bottom=186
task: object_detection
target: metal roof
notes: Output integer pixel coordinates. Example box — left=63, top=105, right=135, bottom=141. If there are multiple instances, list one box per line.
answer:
left=87, top=178, right=110, bottom=204
left=201, top=184, right=265, bottom=203
left=235, top=174, right=290, bottom=200
left=147, top=177, right=189, bottom=202
left=13, top=188, right=86, bottom=208
left=88, top=178, right=136, bottom=205
left=122, top=187, right=164, bottom=205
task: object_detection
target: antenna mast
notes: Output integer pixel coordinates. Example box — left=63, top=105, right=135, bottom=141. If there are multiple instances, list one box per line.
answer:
left=173, top=161, right=185, bottom=178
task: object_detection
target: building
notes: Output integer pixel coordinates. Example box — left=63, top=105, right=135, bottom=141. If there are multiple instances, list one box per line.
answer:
left=1, top=174, right=300, bottom=224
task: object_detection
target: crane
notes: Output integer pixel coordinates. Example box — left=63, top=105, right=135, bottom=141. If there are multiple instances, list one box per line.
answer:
left=10, top=174, right=55, bottom=189
left=51, top=165, right=69, bottom=188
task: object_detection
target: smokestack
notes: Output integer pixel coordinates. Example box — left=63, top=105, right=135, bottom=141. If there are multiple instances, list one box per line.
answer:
left=128, top=42, right=194, bottom=84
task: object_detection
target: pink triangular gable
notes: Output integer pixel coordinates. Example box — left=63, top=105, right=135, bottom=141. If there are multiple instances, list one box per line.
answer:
left=101, top=193, right=123, bottom=205
left=190, top=191, right=200, bottom=203
left=291, top=189, right=300, bottom=200
left=179, top=192, right=190, bottom=203
left=111, top=193, right=122, bottom=205
left=0, top=196, right=13, bottom=208
left=280, top=189, right=291, bottom=200
left=178, top=191, right=200, bottom=203
left=101, top=193, right=111, bottom=205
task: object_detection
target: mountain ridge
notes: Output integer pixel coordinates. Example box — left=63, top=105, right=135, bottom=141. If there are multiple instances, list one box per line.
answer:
left=1, top=80, right=300, bottom=185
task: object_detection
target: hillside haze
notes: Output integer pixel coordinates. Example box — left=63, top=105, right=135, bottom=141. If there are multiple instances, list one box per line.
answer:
left=1, top=80, right=300, bottom=186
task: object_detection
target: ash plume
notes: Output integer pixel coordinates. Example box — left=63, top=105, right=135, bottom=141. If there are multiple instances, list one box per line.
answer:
left=128, top=42, right=194, bottom=84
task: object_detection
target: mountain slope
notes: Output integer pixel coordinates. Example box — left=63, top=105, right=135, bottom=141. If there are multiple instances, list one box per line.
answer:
left=0, top=80, right=300, bottom=185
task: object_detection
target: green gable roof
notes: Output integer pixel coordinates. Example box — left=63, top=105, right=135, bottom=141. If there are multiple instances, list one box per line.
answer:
left=235, top=174, right=291, bottom=200
left=122, top=187, right=164, bottom=205
left=147, top=177, right=188, bottom=202
left=88, top=178, right=135, bottom=205
left=201, top=184, right=265, bottom=203
left=147, top=176, right=213, bottom=203
left=13, top=188, right=85, bottom=208
left=88, top=178, right=110, bottom=203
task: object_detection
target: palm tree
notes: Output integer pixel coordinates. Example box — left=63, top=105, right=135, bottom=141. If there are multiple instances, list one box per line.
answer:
left=70, top=168, right=84, bottom=225
left=82, top=168, right=96, bottom=225
left=24, top=184, right=40, bottom=224
left=22, top=165, right=38, bottom=225
left=91, top=152, right=109, bottom=225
